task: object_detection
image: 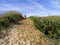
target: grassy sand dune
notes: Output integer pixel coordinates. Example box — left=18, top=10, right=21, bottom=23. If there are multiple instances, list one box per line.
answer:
left=0, top=18, right=52, bottom=45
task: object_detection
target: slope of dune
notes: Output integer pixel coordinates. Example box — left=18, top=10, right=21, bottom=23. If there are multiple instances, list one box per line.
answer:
left=0, top=18, right=56, bottom=45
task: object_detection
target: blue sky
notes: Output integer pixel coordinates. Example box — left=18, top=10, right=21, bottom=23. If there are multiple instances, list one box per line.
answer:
left=0, top=0, right=60, bottom=16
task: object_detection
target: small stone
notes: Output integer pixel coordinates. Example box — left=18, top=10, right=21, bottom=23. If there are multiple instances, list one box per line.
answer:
left=1, top=30, right=6, bottom=35
left=26, top=40, right=30, bottom=45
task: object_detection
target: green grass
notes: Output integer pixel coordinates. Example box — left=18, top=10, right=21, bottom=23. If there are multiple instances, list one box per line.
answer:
left=30, top=16, right=60, bottom=39
left=0, top=11, right=24, bottom=30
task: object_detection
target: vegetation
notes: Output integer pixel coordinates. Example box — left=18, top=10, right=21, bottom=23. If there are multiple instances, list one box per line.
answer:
left=0, top=11, right=24, bottom=30
left=30, top=16, right=60, bottom=39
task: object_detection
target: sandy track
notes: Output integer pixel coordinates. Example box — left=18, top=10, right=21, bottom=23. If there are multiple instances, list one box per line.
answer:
left=0, top=18, right=54, bottom=45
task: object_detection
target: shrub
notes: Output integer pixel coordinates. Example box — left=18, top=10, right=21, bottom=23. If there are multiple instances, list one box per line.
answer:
left=0, top=11, right=24, bottom=30
left=30, top=16, right=60, bottom=39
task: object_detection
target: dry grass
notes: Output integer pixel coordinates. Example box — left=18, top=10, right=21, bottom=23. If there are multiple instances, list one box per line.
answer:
left=14, top=18, right=49, bottom=45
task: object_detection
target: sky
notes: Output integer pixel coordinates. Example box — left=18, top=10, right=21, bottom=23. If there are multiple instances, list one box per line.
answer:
left=0, top=0, right=60, bottom=17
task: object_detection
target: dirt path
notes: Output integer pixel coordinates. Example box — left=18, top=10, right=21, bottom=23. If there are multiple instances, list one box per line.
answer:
left=0, top=18, right=53, bottom=45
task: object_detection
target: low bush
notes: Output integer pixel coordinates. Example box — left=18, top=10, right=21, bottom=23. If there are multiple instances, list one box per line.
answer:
left=0, top=11, right=24, bottom=30
left=30, top=16, right=60, bottom=39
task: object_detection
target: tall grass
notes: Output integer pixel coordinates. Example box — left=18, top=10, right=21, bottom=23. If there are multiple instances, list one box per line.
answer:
left=0, top=11, right=24, bottom=30
left=30, top=16, right=60, bottom=39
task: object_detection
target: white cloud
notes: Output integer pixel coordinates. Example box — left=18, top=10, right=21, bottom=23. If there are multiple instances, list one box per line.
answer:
left=27, top=0, right=48, bottom=11
left=0, top=3, right=22, bottom=11
left=26, top=0, right=60, bottom=16
left=50, top=0, right=60, bottom=8
left=0, top=0, right=60, bottom=16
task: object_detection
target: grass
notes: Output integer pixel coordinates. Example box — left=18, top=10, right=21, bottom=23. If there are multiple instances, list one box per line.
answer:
left=0, top=11, right=24, bottom=30
left=30, top=16, right=60, bottom=39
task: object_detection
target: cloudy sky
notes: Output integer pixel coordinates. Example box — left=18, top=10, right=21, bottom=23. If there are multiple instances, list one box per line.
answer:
left=0, top=0, right=60, bottom=16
